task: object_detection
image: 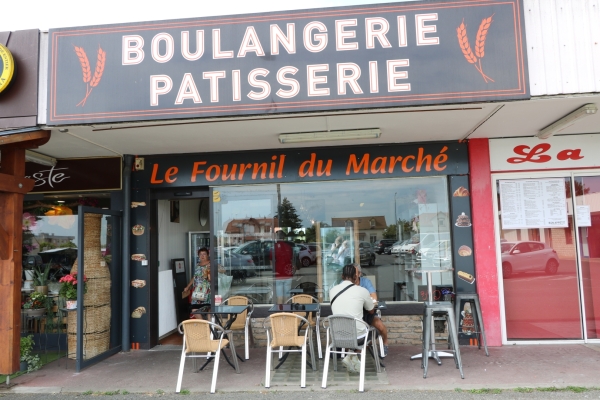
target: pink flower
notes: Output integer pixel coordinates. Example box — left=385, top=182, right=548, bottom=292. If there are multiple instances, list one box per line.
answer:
left=22, top=213, right=37, bottom=231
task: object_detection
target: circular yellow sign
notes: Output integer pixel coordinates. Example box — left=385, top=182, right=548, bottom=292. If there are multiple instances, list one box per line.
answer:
left=0, top=44, right=16, bottom=94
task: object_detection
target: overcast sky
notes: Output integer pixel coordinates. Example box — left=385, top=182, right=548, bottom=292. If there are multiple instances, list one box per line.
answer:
left=4, top=0, right=414, bottom=31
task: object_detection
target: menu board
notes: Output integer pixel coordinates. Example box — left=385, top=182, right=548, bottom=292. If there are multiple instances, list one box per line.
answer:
left=576, top=205, right=592, bottom=227
left=499, top=179, right=568, bottom=229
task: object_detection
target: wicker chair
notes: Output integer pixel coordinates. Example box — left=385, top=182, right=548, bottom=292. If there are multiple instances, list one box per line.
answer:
left=286, top=294, right=322, bottom=358
left=321, top=315, right=382, bottom=392
left=175, top=319, right=240, bottom=394
left=263, top=313, right=316, bottom=388
left=221, top=296, right=254, bottom=360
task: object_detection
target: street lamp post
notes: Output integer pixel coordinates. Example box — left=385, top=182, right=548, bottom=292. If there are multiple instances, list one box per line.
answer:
left=394, top=192, right=398, bottom=240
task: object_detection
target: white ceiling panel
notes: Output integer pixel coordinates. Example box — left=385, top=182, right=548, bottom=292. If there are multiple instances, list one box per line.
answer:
left=34, top=94, right=600, bottom=159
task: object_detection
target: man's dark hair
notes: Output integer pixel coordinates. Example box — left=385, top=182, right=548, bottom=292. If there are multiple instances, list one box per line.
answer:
left=342, top=264, right=356, bottom=281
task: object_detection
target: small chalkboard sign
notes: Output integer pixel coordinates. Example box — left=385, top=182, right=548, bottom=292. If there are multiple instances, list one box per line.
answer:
left=171, top=258, right=189, bottom=325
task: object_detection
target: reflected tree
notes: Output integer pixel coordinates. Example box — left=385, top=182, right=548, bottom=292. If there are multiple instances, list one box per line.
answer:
left=278, top=197, right=302, bottom=230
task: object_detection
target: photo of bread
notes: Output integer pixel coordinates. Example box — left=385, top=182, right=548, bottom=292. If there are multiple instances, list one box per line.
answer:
left=131, top=279, right=146, bottom=288
left=131, top=254, right=146, bottom=261
left=458, top=271, right=475, bottom=284
left=131, top=306, right=146, bottom=318
left=458, top=245, right=472, bottom=256
left=132, top=224, right=145, bottom=236
left=453, top=186, right=470, bottom=197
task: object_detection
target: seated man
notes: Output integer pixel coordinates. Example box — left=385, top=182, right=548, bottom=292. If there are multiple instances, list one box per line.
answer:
left=354, top=264, right=389, bottom=357
left=329, top=264, right=375, bottom=372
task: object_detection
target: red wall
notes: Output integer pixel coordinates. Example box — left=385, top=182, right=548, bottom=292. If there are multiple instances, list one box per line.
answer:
left=468, top=139, right=502, bottom=346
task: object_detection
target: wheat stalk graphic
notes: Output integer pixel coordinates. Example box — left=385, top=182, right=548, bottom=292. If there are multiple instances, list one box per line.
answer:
left=456, top=15, right=494, bottom=83
left=74, top=45, right=106, bottom=106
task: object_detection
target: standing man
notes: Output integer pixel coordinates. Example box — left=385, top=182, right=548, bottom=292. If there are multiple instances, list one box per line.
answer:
left=272, top=239, right=294, bottom=304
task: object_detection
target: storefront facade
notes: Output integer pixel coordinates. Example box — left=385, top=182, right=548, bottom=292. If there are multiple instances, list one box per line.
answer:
left=43, top=0, right=598, bottom=354
left=37, top=0, right=540, bottom=350
left=490, top=135, right=600, bottom=344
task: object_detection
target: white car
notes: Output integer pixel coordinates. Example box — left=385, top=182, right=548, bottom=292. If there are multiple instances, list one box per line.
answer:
left=295, top=244, right=316, bottom=268
left=416, top=240, right=452, bottom=266
left=391, top=240, right=408, bottom=255
left=399, top=233, right=450, bottom=263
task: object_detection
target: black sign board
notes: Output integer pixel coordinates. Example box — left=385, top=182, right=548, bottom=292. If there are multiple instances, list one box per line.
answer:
left=47, top=0, right=528, bottom=125
left=133, top=142, right=468, bottom=188
left=24, top=157, right=122, bottom=193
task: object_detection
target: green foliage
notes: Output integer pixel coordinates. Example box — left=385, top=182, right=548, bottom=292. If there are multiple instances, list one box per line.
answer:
left=59, top=273, right=87, bottom=300
left=469, top=388, right=502, bottom=394
left=382, top=224, right=399, bottom=239
left=20, top=335, right=42, bottom=372
left=82, top=390, right=93, bottom=395
left=537, top=386, right=559, bottom=392
left=121, top=390, right=130, bottom=395
left=38, top=242, right=56, bottom=251
left=33, top=263, right=51, bottom=286
left=278, top=197, right=302, bottom=230
left=566, top=386, right=588, bottom=393
left=514, top=387, right=533, bottom=393
left=179, top=389, right=190, bottom=395
left=304, top=225, right=317, bottom=243
left=63, top=241, right=77, bottom=249
left=22, top=291, right=48, bottom=309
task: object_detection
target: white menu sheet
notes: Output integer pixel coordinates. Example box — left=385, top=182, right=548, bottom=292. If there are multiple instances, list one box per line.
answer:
left=499, top=179, right=568, bottom=229
left=576, top=205, right=592, bottom=227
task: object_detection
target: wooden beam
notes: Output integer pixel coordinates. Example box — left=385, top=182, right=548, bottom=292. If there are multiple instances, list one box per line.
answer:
left=0, top=172, right=34, bottom=194
left=0, top=130, right=50, bottom=148
left=0, top=146, right=28, bottom=374
left=0, top=221, right=8, bottom=259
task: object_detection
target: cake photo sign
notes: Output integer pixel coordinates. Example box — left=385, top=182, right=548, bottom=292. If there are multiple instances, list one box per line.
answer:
left=449, top=176, right=477, bottom=293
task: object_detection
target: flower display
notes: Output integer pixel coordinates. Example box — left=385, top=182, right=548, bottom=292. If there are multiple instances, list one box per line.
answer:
left=22, top=292, right=47, bottom=309
left=59, top=273, right=88, bottom=300
left=22, top=213, right=37, bottom=231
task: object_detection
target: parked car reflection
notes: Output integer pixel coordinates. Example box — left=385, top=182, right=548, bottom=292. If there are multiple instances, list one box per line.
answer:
left=501, top=241, right=560, bottom=279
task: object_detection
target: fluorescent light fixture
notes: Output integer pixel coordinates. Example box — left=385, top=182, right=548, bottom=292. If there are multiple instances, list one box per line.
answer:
left=537, top=103, right=597, bottom=139
left=25, top=150, right=57, bottom=167
left=279, top=128, right=381, bottom=144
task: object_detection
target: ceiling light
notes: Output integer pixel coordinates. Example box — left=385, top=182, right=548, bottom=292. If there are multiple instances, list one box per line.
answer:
left=537, top=104, right=597, bottom=139
left=279, top=128, right=381, bottom=144
left=57, top=200, right=65, bottom=203
left=25, top=150, right=57, bottom=167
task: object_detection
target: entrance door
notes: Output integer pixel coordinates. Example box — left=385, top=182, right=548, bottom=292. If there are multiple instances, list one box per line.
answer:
left=497, top=177, right=583, bottom=340
left=574, top=176, right=600, bottom=340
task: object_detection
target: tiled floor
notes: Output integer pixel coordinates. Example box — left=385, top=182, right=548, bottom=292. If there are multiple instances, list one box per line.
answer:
left=267, top=352, right=387, bottom=387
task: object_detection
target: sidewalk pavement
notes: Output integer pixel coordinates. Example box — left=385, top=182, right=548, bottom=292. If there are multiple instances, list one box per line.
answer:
left=5, top=343, right=600, bottom=394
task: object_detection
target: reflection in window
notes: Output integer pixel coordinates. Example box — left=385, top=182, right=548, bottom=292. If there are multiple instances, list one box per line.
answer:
left=214, top=177, right=452, bottom=304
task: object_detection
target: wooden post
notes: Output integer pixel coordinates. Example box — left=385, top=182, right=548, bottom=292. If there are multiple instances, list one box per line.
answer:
left=0, top=130, right=50, bottom=375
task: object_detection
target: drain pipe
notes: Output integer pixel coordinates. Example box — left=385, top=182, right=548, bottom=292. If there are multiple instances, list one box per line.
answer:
left=121, top=155, right=133, bottom=352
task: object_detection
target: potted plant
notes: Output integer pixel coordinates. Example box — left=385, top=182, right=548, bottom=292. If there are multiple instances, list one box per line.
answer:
left=20, top=335, right=42, bottom=372
left=59, top=273, right=87, bottom=309
left=33, top=263, right=51, bottom=294
left=22, top=292, right=48, bottom=317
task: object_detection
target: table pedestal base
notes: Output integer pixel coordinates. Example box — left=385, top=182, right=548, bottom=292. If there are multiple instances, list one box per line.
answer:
left=410, top=350, right=454, bottom=365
